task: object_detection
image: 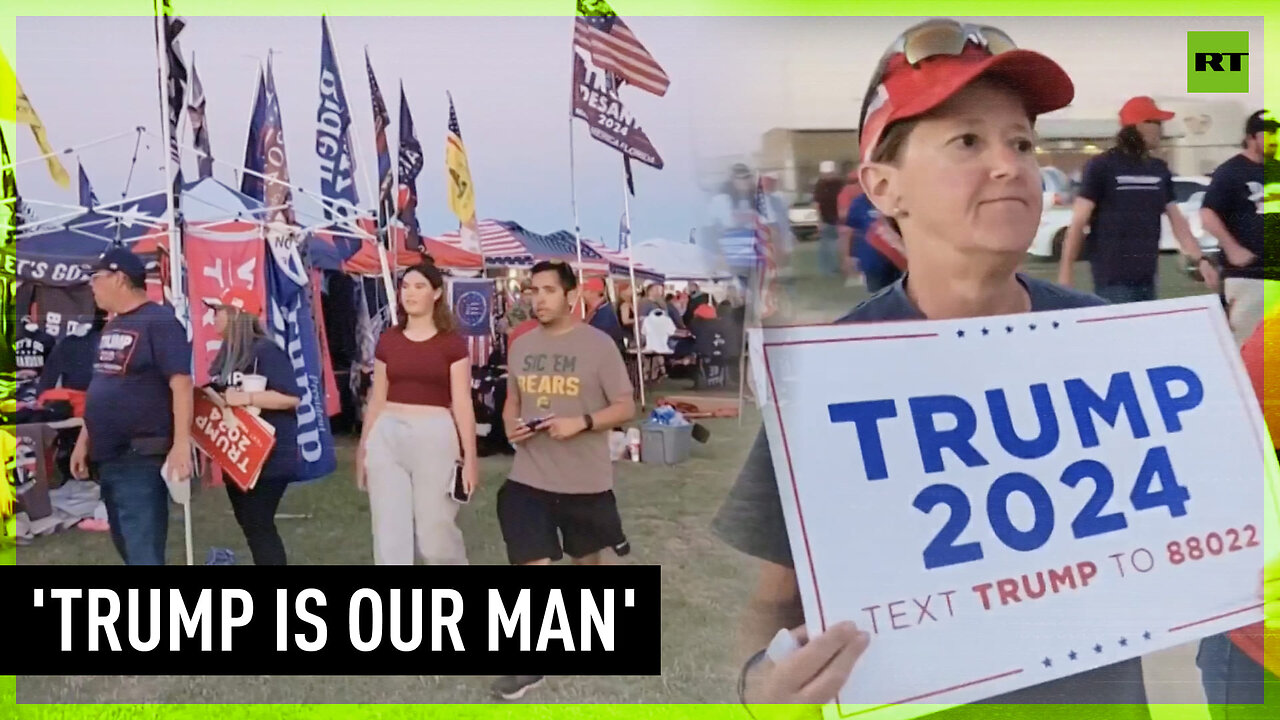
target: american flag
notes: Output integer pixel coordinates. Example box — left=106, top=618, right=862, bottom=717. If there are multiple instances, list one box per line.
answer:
left=365, top=50, right=393, bottom=226
left=466, top=335, right=493, bottom=368
left=573, top=1, right=669, bottom=97
left=753, top=177, right=778, bottom=321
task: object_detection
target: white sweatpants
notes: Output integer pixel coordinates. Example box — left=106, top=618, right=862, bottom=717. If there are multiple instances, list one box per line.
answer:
left=1224, top=278, right=1266, bottom=347
left=363, top=411, right=468, bottom=565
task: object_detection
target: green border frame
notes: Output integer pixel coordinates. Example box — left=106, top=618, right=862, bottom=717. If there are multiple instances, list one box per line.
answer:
left=3, top=1, right=1276, bottom=718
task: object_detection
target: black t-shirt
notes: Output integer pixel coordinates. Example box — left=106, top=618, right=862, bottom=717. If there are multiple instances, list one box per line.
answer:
left=40, top=330, right=101, bottom=393
left=1078, top=150, right=1174, bottom=287
left=712, top=274, right=1151, bottom=712
left=209, top=337, right=302, bottom=481
left=16, top=323, right=56, bottom=405
left=85, top=302, right=192, bottom=463
left=1203, top=153, right=1265, bottom=280
left=813, top=177, right=844, bottom=225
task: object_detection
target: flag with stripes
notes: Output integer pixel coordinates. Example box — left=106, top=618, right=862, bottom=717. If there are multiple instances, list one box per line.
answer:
left=753, top=177, right=778, bottom=321
left=159, top=1, right=187, bottom=199
left=449, top=278, right=495, bottom=367
left=241, top=68, right=268, bottom=202
left=397, top=82, right=424, bottom=249
left=187, top=54, right=213, bottom=179
left=366, top=50, right=394, bottom=239
left=573, top=0, right=669, bottom=97
left=445, top=92, right=482, bottom=257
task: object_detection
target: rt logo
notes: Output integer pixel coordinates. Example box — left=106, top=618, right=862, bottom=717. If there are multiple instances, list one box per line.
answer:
left=1187, top=31, right=1249, bottom=93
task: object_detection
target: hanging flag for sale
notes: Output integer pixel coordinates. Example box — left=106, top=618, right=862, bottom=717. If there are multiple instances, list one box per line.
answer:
left=315, top=16, right=360, bottom=220
left=449, top=278, right=494, bottom=367
left=573, top=0, right=669, bottom=97
left=444, top=92, right=483, bottom=256
left=3, top=48, right=70, bottom=187
left=242, top=67, right=268, bottom=202
left=397, top=82, right=424, bottom=250
left=159, top=1, right=188, bottom=200
left=572, top=53, right=663, bottom=170
left=187, top=54, right=213, bottom=179
left=185, top=230, right=267, bottom=386
left=266, top=242, right=338, bottom=482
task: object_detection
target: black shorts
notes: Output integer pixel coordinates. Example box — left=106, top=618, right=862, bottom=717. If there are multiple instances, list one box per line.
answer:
left=496, top=480, right=628, bottom=565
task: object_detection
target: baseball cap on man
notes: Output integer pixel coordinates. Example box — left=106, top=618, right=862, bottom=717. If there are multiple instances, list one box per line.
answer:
left=819, top=160, right=837, bottom=174
left=1245, top=110, right=1279, bottom=136
left=858, top=19, right=1074, bottom=163
left=1119, top=96, right=1175, bottom=127
left=92, top=247, right=147, bottom=287
left=205, top=287, right=263, bottom=316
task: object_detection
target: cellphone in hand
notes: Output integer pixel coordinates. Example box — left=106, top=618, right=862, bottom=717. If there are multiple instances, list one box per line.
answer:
left=449, top=463, right=470, bottom=504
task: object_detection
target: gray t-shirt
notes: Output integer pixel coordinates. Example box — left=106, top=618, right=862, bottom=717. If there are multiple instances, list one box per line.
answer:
left=714, top=274, right=1152, bottom=711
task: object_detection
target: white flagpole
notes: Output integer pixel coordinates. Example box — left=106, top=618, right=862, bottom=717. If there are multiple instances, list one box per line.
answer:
left=0, top=129, right=141, bottom=173
left=328, top=24, right=394, bottom=323
left=153, top=7, right=187, bottom=336
left=622, top=169, right=645, bottom=410
left=568, top=40, right=586, bottom=313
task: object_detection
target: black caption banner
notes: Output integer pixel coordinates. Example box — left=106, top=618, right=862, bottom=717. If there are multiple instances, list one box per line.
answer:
left=8, top=565, right=661, bottom=676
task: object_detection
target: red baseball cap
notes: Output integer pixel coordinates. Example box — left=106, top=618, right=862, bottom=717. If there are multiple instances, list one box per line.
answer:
left=581, top=277, right=606, bottom=293
left=206, top=287, right=263, bottom=316
left=1119, top=96, right=1175, bottom=127
left=859, top=43, right=1074, bottom=163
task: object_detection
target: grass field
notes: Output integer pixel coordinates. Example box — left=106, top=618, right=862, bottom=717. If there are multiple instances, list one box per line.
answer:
left=16, top=247, right=1218, bottom=705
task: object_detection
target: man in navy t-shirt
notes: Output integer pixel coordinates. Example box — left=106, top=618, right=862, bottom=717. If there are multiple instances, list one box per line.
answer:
left=1201, top=110, right=1278, bottom=345
left=1058, top=97, right=1219, bottom=303
left=845, top=193, right=904, bottom=293
left=70, top=248, right=193, bottom=565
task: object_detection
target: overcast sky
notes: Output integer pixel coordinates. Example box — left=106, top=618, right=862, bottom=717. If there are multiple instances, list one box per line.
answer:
left=7, top=15, right=1266, bottom=246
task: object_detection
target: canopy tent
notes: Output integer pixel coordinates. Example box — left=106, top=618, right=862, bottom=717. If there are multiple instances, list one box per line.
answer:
left=579, top=237, right=664, bottom=284
left=311, top=216, right=483, bottom=274
left=432, top=219, right=531, bottom=266
left=631, top=239, right=731, bottom=282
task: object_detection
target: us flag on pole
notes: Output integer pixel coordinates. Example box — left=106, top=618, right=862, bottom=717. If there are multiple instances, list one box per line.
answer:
left=573, top=0, right=669, bottom=97
left=753, top=177, right=778, bottom=321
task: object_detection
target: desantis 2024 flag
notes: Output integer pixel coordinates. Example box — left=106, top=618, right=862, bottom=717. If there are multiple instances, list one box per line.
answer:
left=572, top=53, right=663, bottom=170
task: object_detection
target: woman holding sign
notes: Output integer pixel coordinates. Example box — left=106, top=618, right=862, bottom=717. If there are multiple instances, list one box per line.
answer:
left=206, top=288, right=301, bottom=566
left=357, top=259, right=479, bottom=566
left=713, top=19, right=1156, bottom=717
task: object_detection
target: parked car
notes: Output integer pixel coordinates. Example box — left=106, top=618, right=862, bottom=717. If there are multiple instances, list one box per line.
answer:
left=1029, top=175, right=1218, bottom=260
left=788, top=191, right=819, bottom=241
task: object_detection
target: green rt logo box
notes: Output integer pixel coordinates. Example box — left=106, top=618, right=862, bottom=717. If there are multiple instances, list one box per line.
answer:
left=1187, top=31, right=1249, bottom=93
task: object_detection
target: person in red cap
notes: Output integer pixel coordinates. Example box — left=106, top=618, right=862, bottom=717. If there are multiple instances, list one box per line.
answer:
left=579, top=275, right=627, bottom=352
left=71, top=247, right=193, bottom=566
left=1058, top=96, right=1219, bottom=302
left=1200, top=109, right=1278, bottom=346
left=205, top=287, right=301, bottom=565
left=714, top=19, right=1154, bottom=716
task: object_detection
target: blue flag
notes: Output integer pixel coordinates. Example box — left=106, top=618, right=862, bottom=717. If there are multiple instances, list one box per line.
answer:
left=241, top=67, right=268, bottom=202
left=316, top=16, right=359, bottom=220
left=78, top=164, right=99, bottom=209
left=265, top=244, right=337, bottom=482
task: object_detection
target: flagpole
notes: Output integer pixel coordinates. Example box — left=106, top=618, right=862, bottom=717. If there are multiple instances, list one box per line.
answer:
left=568, top=43, right=586, bottom=314
left=328, top=25, right=393, bottom=323
left=621, top=166, right=645, bottom=411
left=153, top=5, right=187, bottom=335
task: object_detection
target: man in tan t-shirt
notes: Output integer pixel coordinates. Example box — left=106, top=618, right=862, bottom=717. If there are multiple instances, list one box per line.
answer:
left=492, top=259, right=636, bottom=701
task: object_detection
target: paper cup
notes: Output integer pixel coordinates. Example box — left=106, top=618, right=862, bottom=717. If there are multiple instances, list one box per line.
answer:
left=241, top=375, right=267, bottom=415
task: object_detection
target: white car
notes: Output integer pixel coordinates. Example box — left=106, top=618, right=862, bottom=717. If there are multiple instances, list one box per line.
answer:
left=1029, top=175, right=1218, bottom=260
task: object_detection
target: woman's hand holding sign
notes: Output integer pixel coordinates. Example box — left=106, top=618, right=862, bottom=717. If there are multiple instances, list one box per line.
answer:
left=744, top=623, right=871, bottom=716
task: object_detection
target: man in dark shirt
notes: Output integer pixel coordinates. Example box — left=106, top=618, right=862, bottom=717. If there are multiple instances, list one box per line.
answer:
left=712, top=274, right=1159, bottom=715
left=1058, top=97, right=1218, bottom=302
left=813, top=160, right=845, bottom=277
left=1202, top=110, right=1278, bottom=345
left=70, top=249, right=193, bottom=566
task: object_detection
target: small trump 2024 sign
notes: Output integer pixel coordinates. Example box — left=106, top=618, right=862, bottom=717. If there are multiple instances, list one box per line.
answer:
left=750, top=295, right=1280, bottom=720
left=192, top=389, right=276, bottom=492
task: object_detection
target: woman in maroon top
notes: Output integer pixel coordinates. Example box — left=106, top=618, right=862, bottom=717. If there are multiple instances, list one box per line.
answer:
left=357, top=260, right=478, bottom=565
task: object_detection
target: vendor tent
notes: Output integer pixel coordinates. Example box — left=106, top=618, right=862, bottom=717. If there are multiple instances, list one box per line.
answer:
left=632, top=239, right=730, bottom=281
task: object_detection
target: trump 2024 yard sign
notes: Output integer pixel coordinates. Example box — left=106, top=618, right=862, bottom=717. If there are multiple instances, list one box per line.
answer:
left=750, top=295, right=1280, bottom=720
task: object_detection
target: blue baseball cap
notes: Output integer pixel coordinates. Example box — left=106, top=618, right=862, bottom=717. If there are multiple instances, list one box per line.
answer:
left=92, top=247, right=147, bottom=287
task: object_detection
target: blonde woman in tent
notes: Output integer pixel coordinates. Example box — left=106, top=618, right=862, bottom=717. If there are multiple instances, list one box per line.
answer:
left=205, top=288, right=301, bottom=566
left=357, top=259, right=479, bottom=565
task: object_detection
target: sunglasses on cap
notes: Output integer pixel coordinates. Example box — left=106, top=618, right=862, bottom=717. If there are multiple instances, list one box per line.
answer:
left=858, top=19, right=1018, bottom=131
